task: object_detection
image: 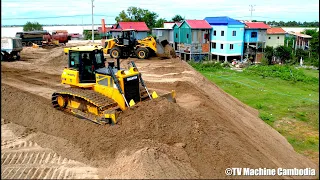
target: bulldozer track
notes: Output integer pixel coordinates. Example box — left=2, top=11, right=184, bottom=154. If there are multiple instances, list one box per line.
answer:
left=52, top=87, right=119, bottom=124
left=53, top=87, right=116, bottom=109
left=1, top=124, right=99, bottom=179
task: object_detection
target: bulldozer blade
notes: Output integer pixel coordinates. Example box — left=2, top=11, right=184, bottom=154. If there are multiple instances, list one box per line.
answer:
left=160, top=90, right=177, bottom=103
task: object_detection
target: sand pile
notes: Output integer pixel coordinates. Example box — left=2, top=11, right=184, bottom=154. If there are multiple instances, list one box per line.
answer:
left=1, top=82, right=318, bottom=179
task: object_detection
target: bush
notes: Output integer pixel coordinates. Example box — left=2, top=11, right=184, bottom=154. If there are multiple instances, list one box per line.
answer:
left=294, top=48, right=309, bottom=64
left=189, top=61, right=224, bottom=72
left=259, top=112, right=275, bottom=124
left=304, top=57, right=319, bottom=67
left=260, top=57, right=270, bottom=66
left=243, top=65, right=318, bottom=83
left=275, top=46, right=293, bottom=64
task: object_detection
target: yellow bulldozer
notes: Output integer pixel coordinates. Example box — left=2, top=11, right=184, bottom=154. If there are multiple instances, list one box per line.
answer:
left=103, top=29, right=176, bottom=59
left=52, top=45, right=176, bottom=124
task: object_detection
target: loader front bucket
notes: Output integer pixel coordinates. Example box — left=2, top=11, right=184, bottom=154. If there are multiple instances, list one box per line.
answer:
left=155, top=39, right=176, bottom=59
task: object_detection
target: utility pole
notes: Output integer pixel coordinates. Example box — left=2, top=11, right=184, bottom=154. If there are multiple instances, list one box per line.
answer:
left=91, top=0, right=94, bottom=42
left=249, top=5, right=255, bottom=22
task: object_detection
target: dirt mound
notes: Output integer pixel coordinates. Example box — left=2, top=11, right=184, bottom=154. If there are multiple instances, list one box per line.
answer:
left=2, top=83, right=318, bottom=179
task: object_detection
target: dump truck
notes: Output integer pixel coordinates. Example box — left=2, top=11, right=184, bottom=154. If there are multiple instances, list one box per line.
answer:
left=15, top=30, right=49, bottom=46
left=52, top=45, right=176, bottom=124
left=1, top=37, right=23, bottom=61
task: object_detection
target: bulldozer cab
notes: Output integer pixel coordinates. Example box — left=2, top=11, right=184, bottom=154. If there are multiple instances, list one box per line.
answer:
left=68, top=49, right=105, bottom=83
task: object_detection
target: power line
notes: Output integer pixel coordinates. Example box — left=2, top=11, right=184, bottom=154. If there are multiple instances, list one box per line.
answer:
left=91, top=0, right=94, bottom=42
left=249, top=5, right=256, bottom=22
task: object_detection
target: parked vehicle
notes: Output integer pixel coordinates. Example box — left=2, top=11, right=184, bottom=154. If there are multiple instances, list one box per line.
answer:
left=51, top=30, right=70, bottom=43
left=69, top=33, right=82, bottom=40
left=43, top=31, right=69, bottom=45
left=15, top=30, right=49, bottom=46
left=1, top=37, right=23, bottom=61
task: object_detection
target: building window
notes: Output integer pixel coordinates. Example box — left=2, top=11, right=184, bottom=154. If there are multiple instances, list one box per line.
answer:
left=212, top=42, right=216, bottom=49
left=187, top=34, right=189, bottom=38
left=251, top=32, right=257, bottom=38
left=221, top=31, right=224, bottom=36
left=230, top=44, right=234, bottom=50
left=213, top=30, right=216, bottom=36
left=220, top=44, right=224, bottom=49
left=277, top=36, right=279, bottom=39
left=232, top=31, right=236, bottom=36
left=176, top=33, right=178, bottom=38
left=268, top=37, right=271, bottom=39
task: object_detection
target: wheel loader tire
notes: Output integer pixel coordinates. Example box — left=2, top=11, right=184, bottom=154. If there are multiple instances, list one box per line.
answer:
left=136, top=47, right=149, bottom=59
left=110, top=47, right=121, bottom=59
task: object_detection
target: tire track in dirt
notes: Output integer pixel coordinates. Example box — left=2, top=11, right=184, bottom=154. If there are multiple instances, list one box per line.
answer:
left=1, top=122, right=99, bottom=179
left=1, top=48, right=318, bottom=179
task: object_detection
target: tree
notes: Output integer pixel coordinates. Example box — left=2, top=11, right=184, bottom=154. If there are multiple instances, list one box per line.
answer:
left=115, top=7, right=160, bottom=29
left=155, top=18, right=167, bottom=28
left=304, top=29, right=319, bottom=58
left=264, top=46, right=274, bottom=64
left=275, top=46, right=292, bottom=64
left=171, top=15, right=184, bottom=22
left=23, top=21, right=43, bottom=31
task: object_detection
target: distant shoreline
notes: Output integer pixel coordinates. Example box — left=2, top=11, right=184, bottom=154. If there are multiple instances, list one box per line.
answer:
left=2, top=25, right=319, bottom=28
left=1, top=24, right=114, bottom=27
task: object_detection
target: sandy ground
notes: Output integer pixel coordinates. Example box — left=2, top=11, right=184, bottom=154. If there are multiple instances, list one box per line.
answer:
left=1, top=47, right=319, bottom=179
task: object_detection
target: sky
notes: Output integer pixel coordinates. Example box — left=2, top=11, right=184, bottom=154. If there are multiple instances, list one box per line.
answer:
left=1, top=0, right=319, bottom=26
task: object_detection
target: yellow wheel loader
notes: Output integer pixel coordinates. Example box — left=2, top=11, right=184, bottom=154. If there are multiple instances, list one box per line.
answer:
left=104, top=29, right=171, bottom=59
left=52, top=45, right=176, bottom=124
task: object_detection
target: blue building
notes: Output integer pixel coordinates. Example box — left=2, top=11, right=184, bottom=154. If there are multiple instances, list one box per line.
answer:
left=204, top=16, right=245, bottom=62
left=243, top=22, right=270, bottom=63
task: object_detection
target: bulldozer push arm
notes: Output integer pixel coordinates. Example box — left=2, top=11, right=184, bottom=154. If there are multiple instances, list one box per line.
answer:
left=107, top=65, right=130, bottom=107
left=130, top=61, right=152, bottom=100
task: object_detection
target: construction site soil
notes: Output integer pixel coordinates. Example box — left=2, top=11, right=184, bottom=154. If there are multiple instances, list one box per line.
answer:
left=1, top=47, right=318, bottom=179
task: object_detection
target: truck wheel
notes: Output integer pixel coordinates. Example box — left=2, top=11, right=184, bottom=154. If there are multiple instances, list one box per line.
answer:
left=16, top=54, right=20, bottom=60
left=110, top=47, right=121, bottom=59
left=1, top=54, right=3, bottom=61
left=27, top=42, right=33, bottom=47
left=136, top=47, right=149, bottom=59
left=22, top=42, right=26, bottom=46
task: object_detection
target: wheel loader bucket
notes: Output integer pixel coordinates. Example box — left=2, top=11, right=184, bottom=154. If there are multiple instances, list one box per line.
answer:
left=155, top=40, right=176, bottom=59
left=156, top=41, right=165, bottom=54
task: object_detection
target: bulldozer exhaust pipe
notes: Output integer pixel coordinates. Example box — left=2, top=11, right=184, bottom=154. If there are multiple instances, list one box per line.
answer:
left=117, top=57, right=120, bottom=70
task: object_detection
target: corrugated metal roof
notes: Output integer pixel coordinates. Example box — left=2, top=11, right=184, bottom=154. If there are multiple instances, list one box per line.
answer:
left=163, top=22, right=175, bottom=29
left=117, top=22, right=150, bottom=31
left=204, top=16, right=243, bottom=25
left=267, top=27, right=286, bottom=34
left=287, top=31, right=312, bottom=38
left=245, top=22, right=271, bottom=29
left=185, top=20, right=211, bottom=29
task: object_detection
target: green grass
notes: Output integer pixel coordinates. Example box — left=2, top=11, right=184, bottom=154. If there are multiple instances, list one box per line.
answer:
left=300, top=68, right=319, bottom=79
left=190, top=62, right=319, bottom=162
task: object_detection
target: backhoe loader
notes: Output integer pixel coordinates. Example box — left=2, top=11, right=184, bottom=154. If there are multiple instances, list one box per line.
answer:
left=52, top=45, right=176, bottom=124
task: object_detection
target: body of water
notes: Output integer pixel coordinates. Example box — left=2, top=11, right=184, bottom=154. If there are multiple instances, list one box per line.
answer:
left=1, top=25, right=103, bottom=37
